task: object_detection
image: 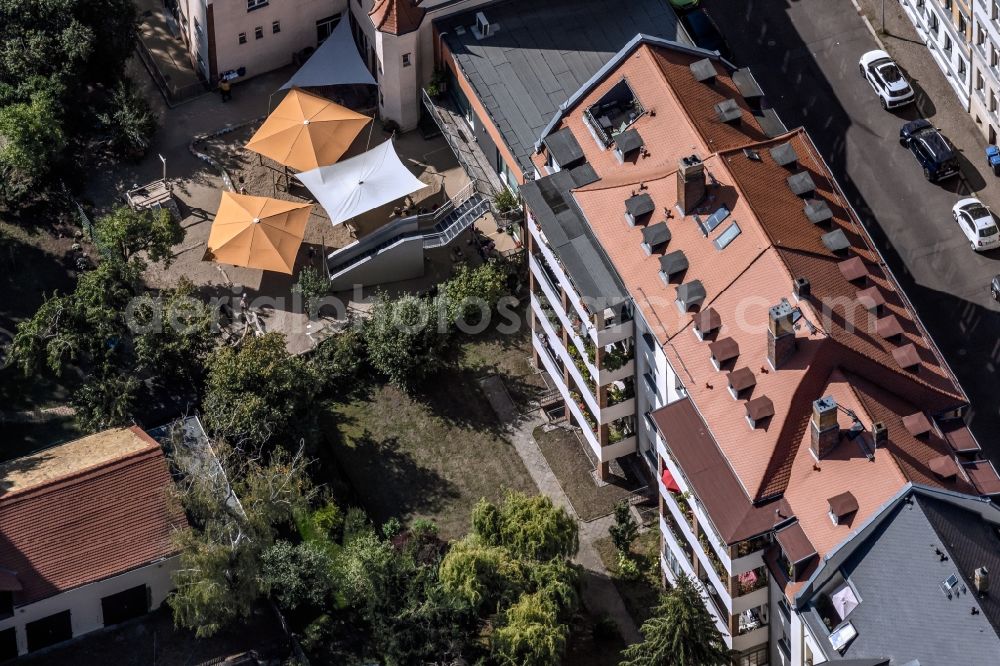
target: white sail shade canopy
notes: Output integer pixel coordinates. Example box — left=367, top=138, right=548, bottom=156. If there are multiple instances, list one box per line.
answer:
left=297, top=139, right=427, bottom=227
left=280, top=14, right=377, bottom=90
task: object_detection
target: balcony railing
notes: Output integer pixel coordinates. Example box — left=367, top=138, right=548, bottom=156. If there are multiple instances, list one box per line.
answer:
left=421, top=88, right=505, bottom=197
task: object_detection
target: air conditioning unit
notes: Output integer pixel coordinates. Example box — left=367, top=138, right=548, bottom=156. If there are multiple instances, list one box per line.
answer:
left=473, top=12, right=498, bottom=39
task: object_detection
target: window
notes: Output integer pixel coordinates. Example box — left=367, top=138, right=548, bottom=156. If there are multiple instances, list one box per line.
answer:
left=958, top=12, right=967, bottom=33
left=254, top=26, right=263, bottom=40
left=944, top=35, right=952, bottom=54
left=101, top=585, right=149, bottom=626
left=978, top=70, right=985, bottom=92
left=944, top=0, right=952, bottom=10
left=993, top=92, right=999, bottom=113
left=272, top=20, right=280, bottom=34
left=238, top=32, right=247, bottom=45
left=978, top=27, right=986, bottom=48
left=738, top=645, right=769, bottom=666
left=316, top=14, right=341, bottom=42
left=992, top=46, right=999, bottom=69
left=995, top=1, right=1000, bottom=22
left=402, top=52, right=411, bottom=67
left=644, top=371, right=658, bottom=394
left=194, top=17, right=202, bottom=39
left=930, top=13, right=939, bottom=35
left=247, top=0, right=268, bottom=10
left=959, top=58, right=967, bottom=79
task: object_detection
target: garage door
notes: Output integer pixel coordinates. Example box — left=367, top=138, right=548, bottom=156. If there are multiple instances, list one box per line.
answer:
left=0, top=627, right=16, bottom=662
left=101, top=585, right=149, bottom=626
left=25, top=610, right=71, bottom=652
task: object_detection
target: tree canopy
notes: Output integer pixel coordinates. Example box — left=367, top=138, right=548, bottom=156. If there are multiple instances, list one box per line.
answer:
left=620, top=574, right=732, bottom=666
left=95, top=205, right=183, bottom=267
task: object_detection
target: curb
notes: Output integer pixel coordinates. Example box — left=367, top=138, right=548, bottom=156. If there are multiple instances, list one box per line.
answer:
left=851, top=0, right=889, bottom=51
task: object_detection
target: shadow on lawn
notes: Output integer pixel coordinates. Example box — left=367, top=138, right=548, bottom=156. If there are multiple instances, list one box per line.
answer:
left=324, top=425, right=460, bottom=526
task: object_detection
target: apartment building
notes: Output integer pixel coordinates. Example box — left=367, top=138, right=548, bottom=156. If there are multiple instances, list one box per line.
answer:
left=521, top=32, right=1000, bottom=666
left=971, top=0, right=1000, bottom=141
left=900, top=0, right=973, bottom=108
left=172, top=0, right=347, bottom=83
left=0, top=427, right=186, bottom=658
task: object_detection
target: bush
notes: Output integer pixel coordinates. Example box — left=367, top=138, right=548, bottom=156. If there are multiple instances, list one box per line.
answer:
left=608, top=501, right=638, bottom=554
left=259, top=540, right=337, bottom=612
left=362, top=293, right=448, bottom=389
left=293, top=266, right=329, bottom=319
left=441, top=261, right=507, bottom=326
left=616, top=552, right=641, bottom=581
left=342, top=507, right=370, bottom=542
left=311, top=328, right=364, bottom=397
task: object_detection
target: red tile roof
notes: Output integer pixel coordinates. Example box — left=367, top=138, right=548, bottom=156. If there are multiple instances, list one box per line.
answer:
left=369, top=0, right=426, bottom=35
left=0, top=427, right=186, bottom=605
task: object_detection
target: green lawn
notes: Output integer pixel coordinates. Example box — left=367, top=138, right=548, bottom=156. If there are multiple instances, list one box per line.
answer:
left=594, top=530, right=663, bottom=628
left=321, top=329, right=541, bottom=540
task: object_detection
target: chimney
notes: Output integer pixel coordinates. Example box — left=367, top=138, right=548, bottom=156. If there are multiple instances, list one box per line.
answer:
left=793, top=276, right=810, bottom=301
left=810, top=396, right=840, bottom=459
left=767, top=299, right=797, bottom=369
left=976, top=567, right=990, bottom=596
left=873, top=421, right=887, bottom=447
left=677, top=155, right=706, bottom=215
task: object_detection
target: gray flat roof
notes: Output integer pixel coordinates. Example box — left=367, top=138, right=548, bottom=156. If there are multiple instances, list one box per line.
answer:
left=800, top=492, right=1000, bottom=664
left=521, top=169, right=628, bottom=306
left=437, top=0, right=691, bottom=173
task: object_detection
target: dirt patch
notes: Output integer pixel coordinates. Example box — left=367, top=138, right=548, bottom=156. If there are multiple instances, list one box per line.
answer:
left=534, top=425, right=643, bottom=521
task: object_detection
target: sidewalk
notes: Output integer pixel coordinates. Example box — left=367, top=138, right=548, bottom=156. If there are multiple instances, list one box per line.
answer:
left=478, top=376, right=643, bottom=645
left=855, top=0, right=1000, bottom=203
left=135, top=0, right=204, bottom=101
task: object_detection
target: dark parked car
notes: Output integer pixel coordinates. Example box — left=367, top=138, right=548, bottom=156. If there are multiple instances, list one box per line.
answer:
left=899, top=119, right=960, bottom=182
left=680, top=9, right=730, bottom=59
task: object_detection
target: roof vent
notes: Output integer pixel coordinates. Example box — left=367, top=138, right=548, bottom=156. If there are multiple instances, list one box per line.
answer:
left=827, top=491, right=859, bottom=525
left=769, top=142, right=798, bottom=167
left=857, top=286, right=885, bottom=313
left=714, top=98, right=741, bottom=124
left=876, top=315, right=903, bottom=339
left=804, top=198, right=833, bottom=224
left=692, top=307, right=721, bottom=340
left=746, top=395, right=774, bottom=428
left=709, top=337, right=740, bottom=369
left=787, top=171, right=816, bottom=196
left=727, top=367, right=756, bottom=399
left=732, top=68, right=764, bottom=98
left=892, top=343, right=921, bottom=371
left=625, top=193, right=654, bottom=226
left=615, top=129, right=644, bottom=162
left=473, top=11, right=498, bottom=39
left=641, top=222, right=670, bottom=255
left=659, top=250, right=689, bottom=285
left=793, top=276, right=810, bottom=301
left=675, top=280, right=706, bottom=312
left=821, top=228, right=850, bottom=253
left=902, top=411, right=932, bottom=438
left=690, top=58, right=717, bottom=83
left=838, top=256, right=867, bottom=283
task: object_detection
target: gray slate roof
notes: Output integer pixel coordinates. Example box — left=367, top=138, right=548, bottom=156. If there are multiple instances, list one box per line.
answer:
left=436, top=0, right=690, bottom=173
left=800, top=490, right=1000, bottom=665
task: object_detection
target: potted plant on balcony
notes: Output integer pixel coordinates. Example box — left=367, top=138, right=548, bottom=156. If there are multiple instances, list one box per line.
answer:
left=425, top=68, right=448, bottom=99
left=493, top=187, right=522, bottom=224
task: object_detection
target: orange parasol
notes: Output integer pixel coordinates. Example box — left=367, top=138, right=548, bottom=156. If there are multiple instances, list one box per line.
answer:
left=205, top=192, right=313, bottom=274
left=246, top=88, right=371, bottom=171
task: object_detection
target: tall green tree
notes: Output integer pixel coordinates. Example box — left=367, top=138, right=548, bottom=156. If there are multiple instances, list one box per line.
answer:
left=170, top=445, right=313, bottom=637
left=0, top=91, right=66, bottom=201
left=441, top=260, right=508, bottom=325
left=97, top=78, right=157, bottom=157
left=363, top=292, right=448, bottom=389
left=202, top=332, right=321, bottom=449
left=472, top=491, right=579, bottom=562
left=133, top=278, right=216, bottom=389
left=609, top=500, right=639, bottom=553
left=492, top=592, right=567, bottom=666
left=620, top=575, right=732, bottom=666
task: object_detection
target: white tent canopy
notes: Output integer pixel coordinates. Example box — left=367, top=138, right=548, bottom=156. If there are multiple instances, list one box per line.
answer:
left=280, top=13, right=376, bottom=90
left=298, top=139, right=427, bottom=226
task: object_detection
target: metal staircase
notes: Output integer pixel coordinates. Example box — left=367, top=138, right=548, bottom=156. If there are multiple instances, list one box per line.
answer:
left=326, top=189, right=490, bottom=282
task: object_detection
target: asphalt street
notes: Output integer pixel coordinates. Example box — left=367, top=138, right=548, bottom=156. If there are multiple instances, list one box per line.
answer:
left=702, top=0, right=1000, bottom=455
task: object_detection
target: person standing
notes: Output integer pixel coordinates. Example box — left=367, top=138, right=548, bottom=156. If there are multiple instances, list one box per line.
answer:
left=219, top=79, right=232, bottom=102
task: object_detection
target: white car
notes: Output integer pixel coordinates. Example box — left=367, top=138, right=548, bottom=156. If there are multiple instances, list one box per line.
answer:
left=952, top=198, right=1000, bottom=251
left=859, top=50, right=914, bottom=110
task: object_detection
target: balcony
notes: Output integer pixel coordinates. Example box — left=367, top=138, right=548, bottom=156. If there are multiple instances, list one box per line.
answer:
left=527, top=217, right=596, bottom=334
left=532, top=294, right=601, bottom=419
left=733, top=565, right=769, bottom=613
left=733, top=624, right=769, bottom=653
left=532, top=331, right=601, bottom=458
left=660, top=518, right=731, bottom=643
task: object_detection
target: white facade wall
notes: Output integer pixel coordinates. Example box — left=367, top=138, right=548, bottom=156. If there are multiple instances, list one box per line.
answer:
left=971, top=0, right=1000, bottom=141
left=0, top=556, right=179, bottom=657
left=901, top=0, right=972, bottom=108
left=177, top=0, right=212, bottom=80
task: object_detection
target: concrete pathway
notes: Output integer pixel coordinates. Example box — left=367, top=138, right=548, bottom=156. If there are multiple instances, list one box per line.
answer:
left=478, top=376, right=642, bottom=644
